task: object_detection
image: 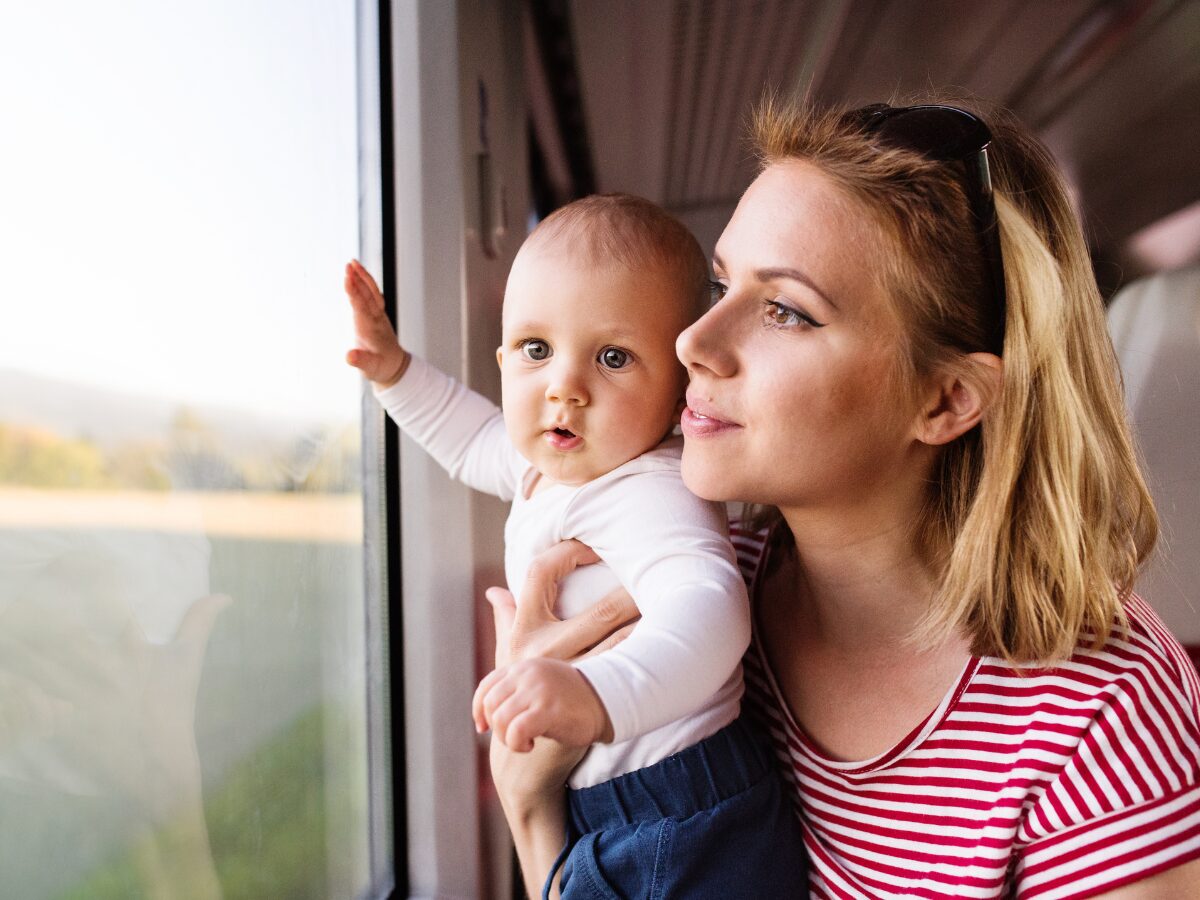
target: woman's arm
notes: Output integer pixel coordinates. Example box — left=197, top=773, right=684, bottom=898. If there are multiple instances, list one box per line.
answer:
left=1090, top=858, right=1200, bottom=898
left=483, top=540, right=639, bottom=899
left=489, top=732, right=575, bottom=898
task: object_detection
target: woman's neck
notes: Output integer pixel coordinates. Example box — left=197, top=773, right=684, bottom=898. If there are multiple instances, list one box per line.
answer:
left=759, top=509, right=973, bottom=762
left=774, top=503, right=937, bottom=653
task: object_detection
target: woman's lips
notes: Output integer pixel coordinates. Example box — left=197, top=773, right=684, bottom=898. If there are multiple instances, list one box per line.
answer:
left=680, top=402, right=740, bottom=438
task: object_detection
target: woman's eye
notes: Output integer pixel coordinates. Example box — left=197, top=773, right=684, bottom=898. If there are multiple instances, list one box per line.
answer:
left=765, top=300, right=824, bottom=329
left=598, top=347, right=630, bottom=369
left=766, top=302, right=800, bottom=326
left=708, top=279, right=728, bottom=302
left=521, top=340, right=551, bottom=361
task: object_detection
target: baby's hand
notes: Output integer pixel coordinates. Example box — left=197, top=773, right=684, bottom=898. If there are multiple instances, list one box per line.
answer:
left=343, top=258, right=411, bottom=388
left=473, top=658, right=614, bottom=752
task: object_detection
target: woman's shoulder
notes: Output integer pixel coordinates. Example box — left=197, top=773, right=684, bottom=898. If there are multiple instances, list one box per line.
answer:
left=969, top=592, right=1200, bottom=779
left=1071, top=593, right=1200, bottom=717
left=987, top=594, right=1200, bottom=709
left=728, top=518, right=771, bottom=585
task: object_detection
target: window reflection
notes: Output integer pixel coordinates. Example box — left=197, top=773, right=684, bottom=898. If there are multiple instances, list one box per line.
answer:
left=0, top=2, right=381, bottom=898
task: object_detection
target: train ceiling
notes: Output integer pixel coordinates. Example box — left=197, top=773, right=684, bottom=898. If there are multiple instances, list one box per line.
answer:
left=562, top=0, right=1200, bottom=287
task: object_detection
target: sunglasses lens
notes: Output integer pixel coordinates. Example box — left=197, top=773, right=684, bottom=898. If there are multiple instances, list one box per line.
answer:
left=868, top=107, right=992, bottom=161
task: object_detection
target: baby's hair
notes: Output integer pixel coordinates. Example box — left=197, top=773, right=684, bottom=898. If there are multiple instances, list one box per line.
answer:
left=524, top=193, right=710, bottom=323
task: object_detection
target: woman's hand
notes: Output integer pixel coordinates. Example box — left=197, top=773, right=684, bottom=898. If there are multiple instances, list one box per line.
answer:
left=489, top=540, right=640, bottom=668
left=483, top=539, right=639, bottom=899
left=484, top=540, right=639, bottom=786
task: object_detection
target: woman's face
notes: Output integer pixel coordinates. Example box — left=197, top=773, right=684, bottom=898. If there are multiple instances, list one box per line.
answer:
left=677, top=160, right=925, bottom=513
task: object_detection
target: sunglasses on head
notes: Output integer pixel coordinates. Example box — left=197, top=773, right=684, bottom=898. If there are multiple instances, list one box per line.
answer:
left=844, top=103, right=1007, bottom=356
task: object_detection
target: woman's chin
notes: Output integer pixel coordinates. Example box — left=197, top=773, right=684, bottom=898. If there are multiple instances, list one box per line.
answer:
left=680, top=454, right=742, bottom=503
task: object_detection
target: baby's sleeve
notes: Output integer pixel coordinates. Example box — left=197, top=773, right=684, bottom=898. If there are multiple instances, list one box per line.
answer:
left=373, top=356, right=526, bottom=501
left=565, top=465, right=750, bottom=743
left=1011, top=619, right=1200, bottom=899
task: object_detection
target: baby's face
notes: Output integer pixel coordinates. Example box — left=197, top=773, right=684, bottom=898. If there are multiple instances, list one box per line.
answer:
left=497, top=249, right=691, bottom=486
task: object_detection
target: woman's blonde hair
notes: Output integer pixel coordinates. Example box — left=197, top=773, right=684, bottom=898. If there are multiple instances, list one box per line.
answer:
left=751, top=95, right=1158, bottom=663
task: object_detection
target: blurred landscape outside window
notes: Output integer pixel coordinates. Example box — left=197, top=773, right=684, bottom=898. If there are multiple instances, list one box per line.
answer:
left=0, top=3, right=384, bottom=898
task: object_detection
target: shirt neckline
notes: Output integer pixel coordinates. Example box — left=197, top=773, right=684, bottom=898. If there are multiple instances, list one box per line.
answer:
left=747, top=524, right=981, bottom=775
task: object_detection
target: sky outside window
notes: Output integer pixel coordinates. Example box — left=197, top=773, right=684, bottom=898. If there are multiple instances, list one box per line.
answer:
left=0, top=0, right=361, bottom=424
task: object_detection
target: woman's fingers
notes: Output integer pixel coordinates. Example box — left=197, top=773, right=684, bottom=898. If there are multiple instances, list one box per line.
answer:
left=554, top=587, right=640, bottom=658
left=485, top=587, right=518, bottom=668
left=491, top=579, right=639, bottom=665
left=488, top=541, right=637, bottom=668
left=506, top=540, right=604, bottom=661
left=579, top=619, right=639, bottom=659
left=513, top=587, right=638, bottom=661
left=516, top=540, right=600, bottom=624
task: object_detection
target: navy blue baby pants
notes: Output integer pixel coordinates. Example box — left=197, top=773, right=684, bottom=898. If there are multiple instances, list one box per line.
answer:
left=544, top=716, right=807, bottom=899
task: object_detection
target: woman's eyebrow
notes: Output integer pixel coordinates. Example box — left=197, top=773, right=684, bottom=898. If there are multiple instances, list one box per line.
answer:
left=712, top=253, right=838, bottom=311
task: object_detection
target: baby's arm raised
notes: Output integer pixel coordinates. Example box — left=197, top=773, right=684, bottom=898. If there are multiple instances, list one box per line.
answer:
left=343, top=259, right=411, bottom=388
left=343, top=260, right=525, bottom=500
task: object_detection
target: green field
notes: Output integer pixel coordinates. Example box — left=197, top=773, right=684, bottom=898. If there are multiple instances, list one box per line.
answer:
left=0, top=530, right=376, bottom=900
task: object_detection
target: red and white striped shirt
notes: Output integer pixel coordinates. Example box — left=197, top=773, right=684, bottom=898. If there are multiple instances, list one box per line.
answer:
left=732, top=525, right=1200, bottom=899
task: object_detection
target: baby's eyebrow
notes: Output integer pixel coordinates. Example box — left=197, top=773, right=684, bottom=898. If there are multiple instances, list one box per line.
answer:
left=505, top=322, right=642, bottom=345
left=504, top=321, right=544, bottom=336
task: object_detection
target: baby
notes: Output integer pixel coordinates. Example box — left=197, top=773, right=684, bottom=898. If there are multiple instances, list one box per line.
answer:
left=344, top=194, right=804, bottom=896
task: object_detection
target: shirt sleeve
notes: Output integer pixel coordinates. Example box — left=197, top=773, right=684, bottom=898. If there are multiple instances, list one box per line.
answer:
left=567, top=463, right=751, bottom=743
left=1012, top=606, right=1200, bottom=899
left=373, top=355, right=526, bottom=501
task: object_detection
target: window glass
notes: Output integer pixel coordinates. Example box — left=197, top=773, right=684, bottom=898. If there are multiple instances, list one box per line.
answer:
left=0, top=3, right=384, bottom=897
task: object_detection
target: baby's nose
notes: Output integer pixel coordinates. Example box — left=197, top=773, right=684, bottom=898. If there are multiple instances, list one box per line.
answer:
left=545, top=368, right=588, bottom=406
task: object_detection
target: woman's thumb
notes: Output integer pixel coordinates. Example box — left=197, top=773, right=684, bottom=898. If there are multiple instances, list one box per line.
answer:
left=485, top=587, right=517, bottom=666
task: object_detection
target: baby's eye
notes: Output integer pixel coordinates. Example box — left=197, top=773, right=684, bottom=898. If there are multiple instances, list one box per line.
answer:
left=708, top=279, right=728, bottom=302
left=598, top=347, right=630, bottom=369
left=521, top=339, right=551, bottom=361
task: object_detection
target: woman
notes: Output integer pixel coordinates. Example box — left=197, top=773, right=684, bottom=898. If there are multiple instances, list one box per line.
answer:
left=485, top=97, right=1200, bottom=898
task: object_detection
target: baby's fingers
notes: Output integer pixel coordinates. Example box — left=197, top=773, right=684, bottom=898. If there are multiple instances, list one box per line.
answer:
left=504, top=709, right=544, bottom=753
left=346, top=259, right=386, bottom=310
left=472, top=666, right=507, bottom=732
left=492, top=694, right=542, bottom=752
left=346, top=347, right=384, bottom=373
left=343, top=266, right=390, bottom=335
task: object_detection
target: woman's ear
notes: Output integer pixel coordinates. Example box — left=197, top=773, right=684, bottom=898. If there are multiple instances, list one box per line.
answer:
left=913, top=352, right=1003, bottom=447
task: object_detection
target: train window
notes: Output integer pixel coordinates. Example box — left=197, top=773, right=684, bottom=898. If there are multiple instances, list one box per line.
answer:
left=0, top=3, right=393, bottom=898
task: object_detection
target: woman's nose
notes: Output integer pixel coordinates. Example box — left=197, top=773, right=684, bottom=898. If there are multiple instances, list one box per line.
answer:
left=677, top=302, right=737, bottom=378
left=545, top=363, right=588, bottom=406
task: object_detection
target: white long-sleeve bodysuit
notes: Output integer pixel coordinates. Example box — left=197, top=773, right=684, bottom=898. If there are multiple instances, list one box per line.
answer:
left=376, top=356, right=749, bottom=788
